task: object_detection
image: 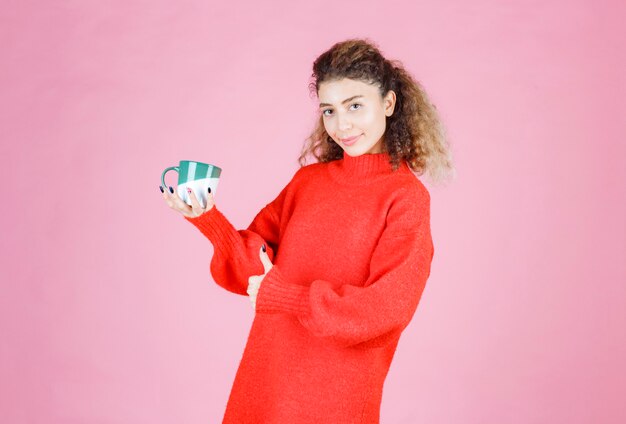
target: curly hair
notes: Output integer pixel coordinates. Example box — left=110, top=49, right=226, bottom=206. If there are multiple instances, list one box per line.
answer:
left=298, top=37, right=456, bottom=185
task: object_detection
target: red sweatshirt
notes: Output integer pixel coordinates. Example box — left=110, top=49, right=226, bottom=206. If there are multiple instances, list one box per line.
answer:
left=184, top=150, right=435, bottom=423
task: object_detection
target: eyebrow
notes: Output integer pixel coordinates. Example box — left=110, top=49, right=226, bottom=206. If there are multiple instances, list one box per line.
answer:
left=319, top=95, right=364, bottom=108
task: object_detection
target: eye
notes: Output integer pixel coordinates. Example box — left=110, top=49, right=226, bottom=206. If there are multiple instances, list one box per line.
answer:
left=322, top=103, right=362, bottom=117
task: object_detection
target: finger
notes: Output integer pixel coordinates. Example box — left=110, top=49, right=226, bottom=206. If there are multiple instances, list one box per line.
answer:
left=161, top=185, right=172, bottom=200
left=205, top=188, right=216, bottom=210
left=247, top=278, right=259, bottom=297
left=248, top=286, right=258, bottom=300
left=259, top=244, right=273, bottom=273
left=162, top=185, right=177, bottom=206
left=167, top=186, right=193, bottom=213
left=187, top=187, right=203, bottom=211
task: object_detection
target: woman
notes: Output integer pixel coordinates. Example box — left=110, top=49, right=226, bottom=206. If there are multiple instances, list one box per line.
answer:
left=160, top=38, right=455, bottom=423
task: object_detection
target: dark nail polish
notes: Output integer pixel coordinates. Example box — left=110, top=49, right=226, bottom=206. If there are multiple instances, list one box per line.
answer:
left=262, top=244, right=266, bottom=252
left=159, top=185, right=164, bottom=193
left=208, top=187, right=211, bottom=193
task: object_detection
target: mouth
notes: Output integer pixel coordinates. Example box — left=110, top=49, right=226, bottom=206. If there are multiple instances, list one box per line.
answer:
left=340, top=134, right=362, bottom=145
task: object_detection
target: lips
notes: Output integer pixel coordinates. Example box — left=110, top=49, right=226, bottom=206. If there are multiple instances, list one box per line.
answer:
left=340, top=134, right=362, bottom=145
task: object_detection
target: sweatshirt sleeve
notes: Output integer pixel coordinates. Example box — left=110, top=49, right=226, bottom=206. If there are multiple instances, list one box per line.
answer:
left=183, top=180, right=291, bottom=296
left=255, top=184, right=435, bottom=350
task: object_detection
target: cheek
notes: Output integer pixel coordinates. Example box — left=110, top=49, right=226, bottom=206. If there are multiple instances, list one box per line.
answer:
left=362, top=109, right=382, bottom=130
left=374, top=107, right=388, bottom=125
left=323, top=118, right=335, bottom=133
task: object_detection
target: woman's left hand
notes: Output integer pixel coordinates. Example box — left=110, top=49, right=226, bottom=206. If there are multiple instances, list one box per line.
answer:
left=247, top=244, right=273, bottom=311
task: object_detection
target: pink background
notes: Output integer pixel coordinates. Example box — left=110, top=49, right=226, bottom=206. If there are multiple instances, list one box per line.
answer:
left=1, top=1, right=624, bottom=423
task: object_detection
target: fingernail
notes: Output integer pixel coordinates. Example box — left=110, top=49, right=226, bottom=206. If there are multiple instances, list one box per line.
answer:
left=169, top=186, right=174, bottom=193
left=187, top=188, right=191, bottom=193
left=208, top=187, right=211, bottom=193
left=262, top=244, right=266, bottom=252
left=159, top=185, right=164, bottom=193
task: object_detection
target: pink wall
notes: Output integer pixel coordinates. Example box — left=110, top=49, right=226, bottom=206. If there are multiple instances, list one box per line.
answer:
left=1, top=1, right=624, bottom=423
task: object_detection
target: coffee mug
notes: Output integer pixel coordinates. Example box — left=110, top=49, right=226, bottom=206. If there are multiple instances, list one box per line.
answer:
left=161, top=160, right=222, bottom=209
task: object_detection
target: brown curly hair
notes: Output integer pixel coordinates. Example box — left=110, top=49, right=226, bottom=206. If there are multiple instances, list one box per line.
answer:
left=298, top=37, right=455, bottom=185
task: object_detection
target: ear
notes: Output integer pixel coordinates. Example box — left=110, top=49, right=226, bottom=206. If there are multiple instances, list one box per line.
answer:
left=384, top=90, right=396, bottom=117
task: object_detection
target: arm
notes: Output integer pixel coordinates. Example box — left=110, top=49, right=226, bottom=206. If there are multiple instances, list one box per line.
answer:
left=255, top=184, right=435, bottom=350
left=183, top=181, right=291, bottom=296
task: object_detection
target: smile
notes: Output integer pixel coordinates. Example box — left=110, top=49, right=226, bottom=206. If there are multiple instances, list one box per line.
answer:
left=341, top=134, right=362, bottom=145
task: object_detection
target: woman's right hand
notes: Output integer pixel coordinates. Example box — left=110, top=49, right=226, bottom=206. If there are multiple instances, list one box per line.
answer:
left=160, top=185, right=215, bottom=218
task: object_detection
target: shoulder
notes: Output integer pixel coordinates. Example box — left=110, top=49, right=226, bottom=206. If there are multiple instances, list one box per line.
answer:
left=384, top=173, right=431, bottom=234
left=271, top=161, right=324, bottom=199
left=289, top=161, right=327, bottom=185
left=390, top=171, right=431, bottom=208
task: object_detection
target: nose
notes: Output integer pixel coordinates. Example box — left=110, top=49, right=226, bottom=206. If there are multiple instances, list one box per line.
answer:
left=337, top=112, right=352, bottom=132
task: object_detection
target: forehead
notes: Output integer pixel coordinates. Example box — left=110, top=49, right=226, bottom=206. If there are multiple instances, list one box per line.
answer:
left=318, top=78, right=379, bottom=102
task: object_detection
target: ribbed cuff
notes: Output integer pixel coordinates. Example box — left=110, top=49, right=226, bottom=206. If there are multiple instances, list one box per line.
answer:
left=256, top=265, right=310, bottom=315
left=183, top=206, right=242, bottom=254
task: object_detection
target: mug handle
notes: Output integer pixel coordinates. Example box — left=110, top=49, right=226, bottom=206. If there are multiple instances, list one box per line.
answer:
left=161, top=166, right=179, bottom=191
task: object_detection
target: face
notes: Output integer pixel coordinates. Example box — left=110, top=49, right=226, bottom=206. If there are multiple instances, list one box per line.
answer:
left=318, top=78, right=396, bottom=156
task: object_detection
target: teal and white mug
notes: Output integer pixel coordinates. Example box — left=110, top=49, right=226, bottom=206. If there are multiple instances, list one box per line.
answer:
left=161, top=160, right=222, bottom=209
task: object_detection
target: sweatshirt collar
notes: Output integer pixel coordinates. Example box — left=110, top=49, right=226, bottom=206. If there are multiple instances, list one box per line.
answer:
left=327, top=150, right=411, bottom=185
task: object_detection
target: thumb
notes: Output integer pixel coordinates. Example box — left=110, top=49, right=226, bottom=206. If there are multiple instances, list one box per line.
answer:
left=259, top=244, right=273, bottom=273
